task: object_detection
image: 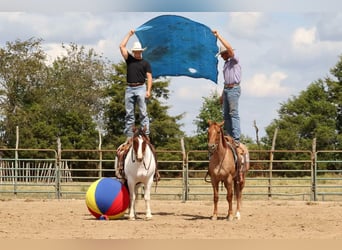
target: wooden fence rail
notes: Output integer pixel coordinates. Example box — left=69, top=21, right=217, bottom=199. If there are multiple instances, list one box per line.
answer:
left=0, top=148, right=341, bottom=201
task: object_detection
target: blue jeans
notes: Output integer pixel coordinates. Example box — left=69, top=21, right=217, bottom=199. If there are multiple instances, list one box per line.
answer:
left=124, top=85, right=150, bottom=137
left=222, top=85, right=241, bottom=142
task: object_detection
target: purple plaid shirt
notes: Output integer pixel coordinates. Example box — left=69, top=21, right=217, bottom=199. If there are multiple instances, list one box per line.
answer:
left=223, top=55, right=241, bottom=84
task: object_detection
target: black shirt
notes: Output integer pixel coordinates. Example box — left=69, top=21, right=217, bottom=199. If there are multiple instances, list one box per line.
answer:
left=126, top=54, right=152, bottom=83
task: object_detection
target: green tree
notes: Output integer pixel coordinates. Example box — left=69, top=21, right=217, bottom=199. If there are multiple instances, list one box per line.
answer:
left=0, top=39, right=111, bottom=150
left=263, top=55, right=342, bottom=151
left=190, top=91, right=222, bottom=150
left=44, top=43, right=109, bottom=149
left=0, top=38, right=48, bottom=148
left=189, top=90, right=256, bottom=150
left=328, top=55, right=342, bottom=145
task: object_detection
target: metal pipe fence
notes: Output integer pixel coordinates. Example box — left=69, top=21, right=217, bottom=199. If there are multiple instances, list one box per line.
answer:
left=0, top=148, right=341, bottom=201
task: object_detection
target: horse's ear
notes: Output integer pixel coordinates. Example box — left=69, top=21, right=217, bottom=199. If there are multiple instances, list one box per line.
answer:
left=218, top=121, right=224, bottom=127
left=208, top=120, right=212, bottom=125
left=132, top=125, right=137, bottom=133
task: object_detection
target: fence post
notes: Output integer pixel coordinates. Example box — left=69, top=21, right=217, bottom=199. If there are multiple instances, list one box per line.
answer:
left=269, top=128, right=278, bottom=199
left=56, top=138, right=61, bottom=199
left=14, top=126, right=19, bottom=195
left=311, top=138, right=317, bottom=201
left=181, top=137, right=188, bottom=202
left=98, top=130, right=102, bottom=178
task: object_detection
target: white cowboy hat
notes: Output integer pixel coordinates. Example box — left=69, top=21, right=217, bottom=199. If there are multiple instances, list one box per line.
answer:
left=131, top=41, right=146, bottom=52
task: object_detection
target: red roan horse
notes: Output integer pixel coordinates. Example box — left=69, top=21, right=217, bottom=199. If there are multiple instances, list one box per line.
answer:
left=207, top=120, right=249, bottom=220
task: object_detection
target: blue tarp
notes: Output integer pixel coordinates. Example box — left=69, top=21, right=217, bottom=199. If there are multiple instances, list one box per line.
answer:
left=135, top=15, right=218, bottom=83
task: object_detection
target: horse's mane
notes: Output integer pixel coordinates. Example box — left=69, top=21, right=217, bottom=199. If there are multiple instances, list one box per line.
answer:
left=134, top=127, right=149, bottom=141
left=133, top=127, right=154, bottom=150
left=134, top=127, right=143, bottom=137
left=218, top=125, right=229, bottom=149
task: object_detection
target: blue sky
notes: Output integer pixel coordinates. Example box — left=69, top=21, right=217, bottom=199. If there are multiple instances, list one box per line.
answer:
left=1, top=1, right=342, bottom=140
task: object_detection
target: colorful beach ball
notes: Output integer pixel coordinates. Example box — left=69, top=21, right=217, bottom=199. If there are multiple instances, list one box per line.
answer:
left=85, top=178, right=130, bottom=220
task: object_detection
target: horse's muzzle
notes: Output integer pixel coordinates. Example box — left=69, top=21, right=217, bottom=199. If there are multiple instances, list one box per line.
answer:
left=136, top=156, right=143, bottom=162
left=208, top=143, right=218, bottom=154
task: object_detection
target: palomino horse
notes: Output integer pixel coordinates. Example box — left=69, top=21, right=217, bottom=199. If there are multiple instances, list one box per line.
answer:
left=122, top=127, right=157, bottom=220
left=207, top=120, right=249, bottom=221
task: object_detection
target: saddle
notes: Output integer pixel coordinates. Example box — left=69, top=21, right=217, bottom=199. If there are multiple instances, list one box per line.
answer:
left=224, top=136, right=249, bottom=184
left=115, top=138, right=133, bottom=180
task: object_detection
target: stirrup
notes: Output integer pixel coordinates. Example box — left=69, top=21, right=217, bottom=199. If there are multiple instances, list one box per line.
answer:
left=115, top=170, right=124, bottom=179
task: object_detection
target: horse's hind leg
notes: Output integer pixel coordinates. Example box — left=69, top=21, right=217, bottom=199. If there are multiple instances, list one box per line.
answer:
left=225, top=177, right=234, bottom=221
left=234, top=180, right=245, bottom=220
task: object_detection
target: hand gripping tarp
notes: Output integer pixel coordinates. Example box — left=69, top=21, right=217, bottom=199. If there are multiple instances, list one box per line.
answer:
left=135, top=15, right=218, bottom=84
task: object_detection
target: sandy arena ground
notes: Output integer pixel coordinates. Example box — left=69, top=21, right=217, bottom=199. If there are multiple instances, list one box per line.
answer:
left=0, top=198, right=341, bottom=239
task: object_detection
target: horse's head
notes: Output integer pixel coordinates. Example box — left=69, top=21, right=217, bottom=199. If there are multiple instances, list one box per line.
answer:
left=132, top=127, right=148, bottom=162
left=207, top=120, right=225, bottom=154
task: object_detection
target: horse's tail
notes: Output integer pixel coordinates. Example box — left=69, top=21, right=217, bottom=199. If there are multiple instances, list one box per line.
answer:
left=204, top=171, right=211, bottom=183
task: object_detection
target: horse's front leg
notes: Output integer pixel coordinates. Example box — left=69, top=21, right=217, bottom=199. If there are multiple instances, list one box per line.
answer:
left=211, top=182, right=219, bottom=220
left=127, top=181, right=136, bottom=220
left=225, top=175, right=234, bottom=221
left=143, top=180, right=153, bottom=220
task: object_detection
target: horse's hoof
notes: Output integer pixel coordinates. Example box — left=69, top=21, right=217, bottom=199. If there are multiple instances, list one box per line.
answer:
left=211, top=216, right=217, bottom=221
left=145, top=216, right=152, bottom=221
left=235, top=212, right=241, bottom=220
left=226, top=215, right=234, bottom=221
left=128, top=217, right=136, bottom=221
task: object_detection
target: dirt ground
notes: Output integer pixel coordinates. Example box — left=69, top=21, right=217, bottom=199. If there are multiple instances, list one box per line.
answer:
left=0, top=198, right=341, bottom=239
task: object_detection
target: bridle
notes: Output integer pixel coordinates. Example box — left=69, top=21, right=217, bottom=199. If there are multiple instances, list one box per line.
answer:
left=131, top=135, right=153, bottom=171
left=208, top=125, right=223, bottom=155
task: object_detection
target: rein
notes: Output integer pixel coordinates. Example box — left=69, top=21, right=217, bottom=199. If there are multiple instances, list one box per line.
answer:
left=142, top=145, right=154, bottom=171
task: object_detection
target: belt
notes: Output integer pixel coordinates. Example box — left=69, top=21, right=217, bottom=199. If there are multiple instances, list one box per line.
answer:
left=224, top=82, right=240, bottom=88
left=127, top=82, right=145, bottom=87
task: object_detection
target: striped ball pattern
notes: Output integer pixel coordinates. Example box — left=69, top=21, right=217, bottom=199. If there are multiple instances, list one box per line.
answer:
left=85, top=178, right=129, bottom=220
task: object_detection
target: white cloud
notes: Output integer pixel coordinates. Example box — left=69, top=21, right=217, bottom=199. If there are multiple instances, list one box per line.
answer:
left=245, top=72, right=292, bottom=97
left=289, top=26, right=342, bottom=64
left=43, top=43, right=67, bottom=65
left=292, top=27, right=317, bottom=48
left=228, top=12, right=267, bottom=38
left=93, top=39, right=115, bottom=58
left=174, top=81, right=218, bottom=100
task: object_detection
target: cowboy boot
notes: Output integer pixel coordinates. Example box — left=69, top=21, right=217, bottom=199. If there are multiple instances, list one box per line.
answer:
left=153, top=169, right=161, bottom=182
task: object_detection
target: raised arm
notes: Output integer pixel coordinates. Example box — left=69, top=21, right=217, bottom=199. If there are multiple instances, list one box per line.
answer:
left=119, top=29, right=135, bottom=60
left=212, top=30, right=234, bottom=58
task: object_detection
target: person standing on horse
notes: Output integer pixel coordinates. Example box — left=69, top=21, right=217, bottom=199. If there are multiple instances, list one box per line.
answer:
left=120, top=29, right=152, bottom=142
left=118, top=30, right=160, bottom=182
left=212, top=30, right=241, bottom=148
